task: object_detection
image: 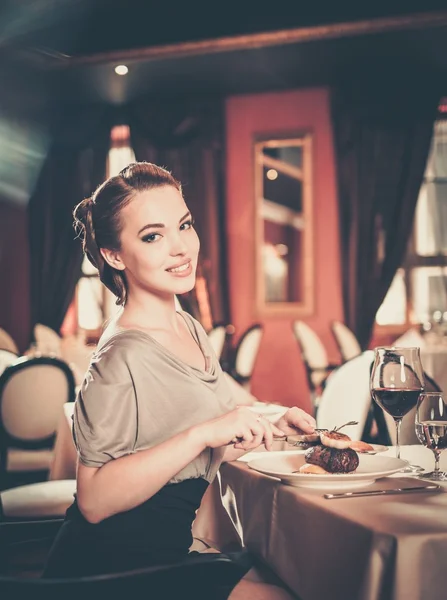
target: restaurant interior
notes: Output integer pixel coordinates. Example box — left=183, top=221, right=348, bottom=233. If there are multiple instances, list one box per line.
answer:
left=1, top=2, right=447, bottom=599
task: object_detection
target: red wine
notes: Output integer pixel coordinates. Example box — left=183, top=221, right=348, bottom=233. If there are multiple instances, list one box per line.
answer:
left=372, top=388, right=422, bottom=418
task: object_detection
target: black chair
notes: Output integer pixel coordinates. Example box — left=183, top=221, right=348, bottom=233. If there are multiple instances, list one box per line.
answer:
left=0, top=349, right=19, bottom=378
left=0, top=328, right=19, bottom=355
left=292, top=320, right=339, bottom=408
left=330, top=320, right=362, bottom=363
left=207, top=322, right=235, bottom=368
left=0, top=356, right=76, bottom=489
left=229, top=324, right=263, bottom=391
left=0, top=519, right=251, bottom=600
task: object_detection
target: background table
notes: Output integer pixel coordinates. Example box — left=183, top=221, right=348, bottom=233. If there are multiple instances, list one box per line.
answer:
left=421, top=344, right=447, bottom=391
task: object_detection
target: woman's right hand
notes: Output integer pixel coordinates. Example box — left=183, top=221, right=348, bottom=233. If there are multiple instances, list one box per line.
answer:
left=196, top=407, right=285, bottom=452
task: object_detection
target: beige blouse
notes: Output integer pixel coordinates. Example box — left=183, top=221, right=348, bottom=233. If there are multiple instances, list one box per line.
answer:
left=73, top=312, right=236, bottom=483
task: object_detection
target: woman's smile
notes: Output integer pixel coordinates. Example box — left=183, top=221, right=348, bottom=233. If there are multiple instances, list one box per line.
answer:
left=166, top=260, right=193, bottom=276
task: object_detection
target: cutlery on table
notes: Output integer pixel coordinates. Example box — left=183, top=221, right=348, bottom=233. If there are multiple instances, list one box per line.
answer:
left=324, top=484, right=442, bottom=499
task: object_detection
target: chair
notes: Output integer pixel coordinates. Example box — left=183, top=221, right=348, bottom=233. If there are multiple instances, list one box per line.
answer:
left=207, top=324, right=228, bottom=361
left=0, top=350, right=18, bottom=378
left=331, top=320, right=362, bottom=363
left=0, top=479, right=77, bottom=522
left=0, top=519, right=251, bottom=600
left=60, top=334, right=95, bottom=386
left=0, top=329, right=18, bottom=354
left=0, top=356, right=76, bottom=489
left=316, top=350, right=374, bottom=441
left=292, top=321, right=339, bottom=406
left=33, top=324, right=62, bottom=357
left=230, top=324, right=263, bottom=392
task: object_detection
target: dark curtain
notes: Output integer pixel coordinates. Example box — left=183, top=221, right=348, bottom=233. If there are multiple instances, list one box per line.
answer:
left=331, top=72, right=441, bottom=349
left=28, top=105, right=111, bottom=334
left=128, top=97, right=229, bottom=326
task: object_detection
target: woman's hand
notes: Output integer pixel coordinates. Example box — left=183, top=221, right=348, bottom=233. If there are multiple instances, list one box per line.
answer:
left=274, top=407, right=316, bottom=437
left=196, top=406, right=285, bottom=451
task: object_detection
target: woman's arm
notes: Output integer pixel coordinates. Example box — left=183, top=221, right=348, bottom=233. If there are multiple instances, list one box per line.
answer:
left=221, top=407, right=317, bottom=462
left=77, top=425, right=205, bottom=524
left=77, top=406, right=282, bottom=523
left=221, top=445, right=251, bottom=462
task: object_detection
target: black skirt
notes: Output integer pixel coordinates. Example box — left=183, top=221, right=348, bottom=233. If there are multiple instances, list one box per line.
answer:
left=43, top=477, right=211, bottom=578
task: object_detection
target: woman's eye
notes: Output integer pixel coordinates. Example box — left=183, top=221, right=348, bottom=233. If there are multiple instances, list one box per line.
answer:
left=180, top=219, right=194, bottom=231
left=141, top=233, right=161, bottom=243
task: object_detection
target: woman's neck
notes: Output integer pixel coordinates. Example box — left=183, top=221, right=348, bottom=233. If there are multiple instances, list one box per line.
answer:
left=119, top=290, right=180, bottom=332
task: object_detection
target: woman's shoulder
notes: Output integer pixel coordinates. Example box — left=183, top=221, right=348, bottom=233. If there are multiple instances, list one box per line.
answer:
left=86, top=328, right=155, bottom=382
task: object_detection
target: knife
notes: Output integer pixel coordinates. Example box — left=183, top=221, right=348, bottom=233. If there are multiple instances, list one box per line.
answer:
left=324, top=484, right=442, bottom=499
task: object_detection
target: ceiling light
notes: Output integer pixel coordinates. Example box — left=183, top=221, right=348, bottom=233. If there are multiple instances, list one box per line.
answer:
left=266, top=169, right=278, bottom=181
left=114, top=65, right=129, bottom=76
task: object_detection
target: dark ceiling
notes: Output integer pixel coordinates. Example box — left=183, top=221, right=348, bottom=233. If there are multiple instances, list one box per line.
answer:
left=1, top=1, right=447, bottom=108
left=1, top=0, right=445, bottom=58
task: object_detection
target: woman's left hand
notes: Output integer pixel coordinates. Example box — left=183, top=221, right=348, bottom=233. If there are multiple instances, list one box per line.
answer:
left=274, top=407, right=316, bottom=436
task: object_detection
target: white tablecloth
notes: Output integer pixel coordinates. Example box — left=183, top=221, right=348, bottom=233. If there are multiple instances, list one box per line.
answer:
left=193, top=446, right=447, bottom=600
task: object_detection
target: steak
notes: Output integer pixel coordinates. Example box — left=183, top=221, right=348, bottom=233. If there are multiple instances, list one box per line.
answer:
left=304, top=445, right=359, bottom=474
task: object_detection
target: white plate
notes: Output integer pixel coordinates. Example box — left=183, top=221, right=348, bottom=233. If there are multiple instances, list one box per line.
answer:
left=360, top=444, right=389, bottom=455
left=248, top=453, right=408, bottom=489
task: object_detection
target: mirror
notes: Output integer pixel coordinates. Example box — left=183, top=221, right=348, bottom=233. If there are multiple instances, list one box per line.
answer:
left=254, top=134, right=314, bottom=316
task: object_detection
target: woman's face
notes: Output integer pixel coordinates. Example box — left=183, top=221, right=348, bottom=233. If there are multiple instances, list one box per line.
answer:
left=109, top=185, right=200, bottom=298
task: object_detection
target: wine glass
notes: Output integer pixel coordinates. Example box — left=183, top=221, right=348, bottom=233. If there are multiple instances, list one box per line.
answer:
left=370, top=347, right=425, bottom=473
left=415, top=392, right=447, bottom=481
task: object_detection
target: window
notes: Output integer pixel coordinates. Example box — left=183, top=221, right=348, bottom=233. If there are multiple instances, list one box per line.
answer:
left=254, top=134, right=314, bottom=316
left=376, top=114, right=447, bottom=327
left=75, top=125, right=135, bottom=335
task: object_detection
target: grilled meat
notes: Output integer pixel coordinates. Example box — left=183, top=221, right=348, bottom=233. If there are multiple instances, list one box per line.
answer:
left=304, top=445, right=359, bottom=474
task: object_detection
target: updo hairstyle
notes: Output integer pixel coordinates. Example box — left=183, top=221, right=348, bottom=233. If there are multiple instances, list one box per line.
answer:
left=73, top=162, right=182, bottom=305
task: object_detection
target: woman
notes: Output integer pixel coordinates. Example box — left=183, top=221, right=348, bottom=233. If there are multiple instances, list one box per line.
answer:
left=43, top=162, right=315, bottom=598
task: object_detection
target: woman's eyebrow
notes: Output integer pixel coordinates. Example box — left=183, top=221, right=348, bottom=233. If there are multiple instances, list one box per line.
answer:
left=138, top=211, right=191, bottom=235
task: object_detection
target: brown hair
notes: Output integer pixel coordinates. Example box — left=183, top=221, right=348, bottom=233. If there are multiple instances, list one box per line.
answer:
left=73, top=162, right=182, bottom=305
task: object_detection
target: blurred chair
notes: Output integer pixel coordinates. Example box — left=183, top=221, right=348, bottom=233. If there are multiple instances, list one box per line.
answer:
left=316, top=350, right=374, bottom=441
left=0, top=479, right=76, bottom=522
left=33, top=324, right=62, bottom=357
left=207, top=324, right=228, bottom=361
left=331, top=320, right=362, bottom=363
left=0, top=349, right=19, bottom=378
left=0, top=519, right=251, bottom=599
left=229, top=324, right=263, bottom=392
left=292, top=321, right=339, bottom=407
left=0, top=356, right=76, bottom=489
left=60, top=334, right=95, bottom=387
left=0, top=328, right=19, bottom=354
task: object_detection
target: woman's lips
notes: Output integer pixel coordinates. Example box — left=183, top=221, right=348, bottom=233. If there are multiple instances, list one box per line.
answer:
left=166, top=260, right=193, bottom=277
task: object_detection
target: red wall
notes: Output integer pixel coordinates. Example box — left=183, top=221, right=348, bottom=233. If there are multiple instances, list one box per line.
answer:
left=0, top=201, right=30, bottom=351
left=225, top=88, right=343, bottom=412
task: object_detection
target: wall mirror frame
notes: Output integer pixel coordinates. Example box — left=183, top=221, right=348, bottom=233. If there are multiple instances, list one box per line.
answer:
left=254, top=132, right=314, bottom=317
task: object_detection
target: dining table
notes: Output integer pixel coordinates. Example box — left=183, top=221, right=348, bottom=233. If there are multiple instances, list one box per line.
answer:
left=49, top=403, right=447, bottom=600
left=192, top=445, right=447, bottom=600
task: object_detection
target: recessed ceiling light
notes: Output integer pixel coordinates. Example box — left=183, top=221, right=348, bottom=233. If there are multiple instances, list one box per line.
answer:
left=115, top=65, right=129, bottom=76
left=266, top=168, right=278, bottom=181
